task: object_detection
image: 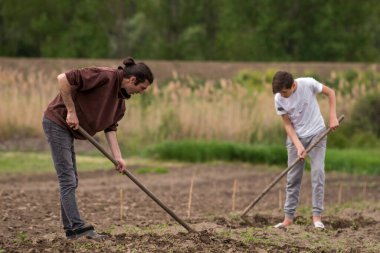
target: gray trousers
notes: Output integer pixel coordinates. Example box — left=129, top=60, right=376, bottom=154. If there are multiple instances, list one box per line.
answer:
left=42, top=117, right=85, bottom=230
left=284, top=129, right=327, bottom=219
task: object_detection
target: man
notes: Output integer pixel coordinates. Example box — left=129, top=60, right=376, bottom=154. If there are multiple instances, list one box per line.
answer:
left=42, top=57, right=154, bottom=239
left=272, top=71, right=339, bottom=229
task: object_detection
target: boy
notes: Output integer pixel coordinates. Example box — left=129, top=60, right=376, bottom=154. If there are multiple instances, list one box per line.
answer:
left=272, top=71, right=339, bottom=229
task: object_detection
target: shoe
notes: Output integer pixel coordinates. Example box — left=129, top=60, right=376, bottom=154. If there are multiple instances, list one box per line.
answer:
left=65, top=224, right=107, bottom=240
left=273, top=223, right=287, bottom=229
left=84, top=230, right=108, bottom=241
left=313, top=221, right=325, bottom=229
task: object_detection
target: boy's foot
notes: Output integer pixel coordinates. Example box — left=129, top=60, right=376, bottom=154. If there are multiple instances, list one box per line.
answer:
left=66, top=224, right=108, bottom=240
left=313, top=221, right=325, bottom=229
left=312, top=216, right=325, bottom=229
left=273, top=223, right=287, bottom=229
left=274, top=217, right=292, bottom=229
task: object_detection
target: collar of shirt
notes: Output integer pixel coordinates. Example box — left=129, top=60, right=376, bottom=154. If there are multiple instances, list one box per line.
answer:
left=116, top=69, right=130, bottom=99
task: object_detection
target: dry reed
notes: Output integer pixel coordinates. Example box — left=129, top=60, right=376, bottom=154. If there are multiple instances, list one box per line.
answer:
left=0, top=62, right=376, bottom=144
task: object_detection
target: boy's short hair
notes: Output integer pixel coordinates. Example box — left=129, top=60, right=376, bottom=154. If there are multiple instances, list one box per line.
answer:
left=272, top=71, right=294, bottom=94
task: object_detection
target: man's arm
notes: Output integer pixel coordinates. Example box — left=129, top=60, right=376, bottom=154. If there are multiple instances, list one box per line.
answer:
left=321, top=85, right=339, bottom=130
left=281, top=114, right=307, bottom=159
left=57, top=73, right=79, bottom=129
left=105, top=131, right=127, bottom=173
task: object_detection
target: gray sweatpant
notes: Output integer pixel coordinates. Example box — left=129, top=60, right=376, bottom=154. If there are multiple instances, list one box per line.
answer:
left=284, top=129, right=327, bottom=219
left=42, top=117, right=86, bottom=230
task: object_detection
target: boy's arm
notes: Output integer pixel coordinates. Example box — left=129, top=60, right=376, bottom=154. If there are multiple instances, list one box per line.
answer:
left=281, top=114, right=307, bottom=159
left=321, top=85, right=339, bottom=130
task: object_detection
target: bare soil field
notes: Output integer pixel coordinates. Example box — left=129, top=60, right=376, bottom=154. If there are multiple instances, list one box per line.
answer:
left=0, top=163, right=379, bottom=252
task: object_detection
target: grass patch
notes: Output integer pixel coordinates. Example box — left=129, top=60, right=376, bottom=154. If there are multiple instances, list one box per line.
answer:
left=146, top=140, right=286, bottom=165
left=135, top=167, right=169, bottom=174
left=326, top=149, right=380, bottom=174
left=146, top=140, right=380, bottom=175
left=0, top=151, right=112, bottom=174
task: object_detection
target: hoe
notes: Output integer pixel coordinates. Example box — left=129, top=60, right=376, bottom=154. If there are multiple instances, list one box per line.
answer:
left=77, top=126, right=195, bottom=233
left=240, top=115, right=345, bottom=222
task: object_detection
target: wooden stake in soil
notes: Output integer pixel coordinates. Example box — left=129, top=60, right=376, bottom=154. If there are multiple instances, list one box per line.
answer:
left=232, top=179, right=238, bottom=212
left=278, top=188, right=283, bottom=210
left=362, top=183, right=367, bottom=199
left=120, top=189, right=124, bottom=221
left=338, top=184, right=343, bottom=204
left=187, top=175, right=195, bottom=219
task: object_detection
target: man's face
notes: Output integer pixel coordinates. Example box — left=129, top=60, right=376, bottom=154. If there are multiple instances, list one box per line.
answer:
left=124, top=77, right=150, bottom=95
left=129, top=80, right=150, bottom=95
left=279, top=82, right=296, bottom=98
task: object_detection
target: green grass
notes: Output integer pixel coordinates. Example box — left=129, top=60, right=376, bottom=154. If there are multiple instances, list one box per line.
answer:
left=0, top=151, right=112, bottom=174
left=135, top=167, right=169, bottom=174
left=145, top=140, right=287, bottom=165
left=326, top=149, right=380, bottom=174
left=146, top=140, right=380, bottom=175
left=2, top=142, right=380, bottom=175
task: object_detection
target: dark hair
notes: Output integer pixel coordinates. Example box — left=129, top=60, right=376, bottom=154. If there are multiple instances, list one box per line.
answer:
left=272, top=71, right=294, bottom=94
left=118, top=57, right=154, bottom=85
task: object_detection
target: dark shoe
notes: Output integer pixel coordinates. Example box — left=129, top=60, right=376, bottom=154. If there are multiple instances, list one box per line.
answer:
left=84, top=230, right=109, bottom=241
left=66, top=224, right=103, bottom=240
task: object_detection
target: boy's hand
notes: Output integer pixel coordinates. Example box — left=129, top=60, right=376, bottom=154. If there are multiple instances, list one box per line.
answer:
left=297, top=146, right=307, bottom=160
left=329, top=116, right=339, bottom=131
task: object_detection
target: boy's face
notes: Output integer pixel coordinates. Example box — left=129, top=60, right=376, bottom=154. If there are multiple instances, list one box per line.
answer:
left=279, top=82, right=296, bottom=98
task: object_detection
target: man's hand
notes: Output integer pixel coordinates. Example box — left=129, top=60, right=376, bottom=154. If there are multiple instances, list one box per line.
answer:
left=115, top=158, right=127, bottom=174
left=66, top=111, right=79, bottom=130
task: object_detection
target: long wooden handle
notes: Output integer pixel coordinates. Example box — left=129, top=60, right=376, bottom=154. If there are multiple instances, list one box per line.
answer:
left=241, top=115, right=345, bottom=217
left=77, top=126, right=195, bottom=233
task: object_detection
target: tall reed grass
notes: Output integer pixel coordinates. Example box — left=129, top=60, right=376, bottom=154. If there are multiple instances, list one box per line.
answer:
left=0, top=61, right=378, bottom=150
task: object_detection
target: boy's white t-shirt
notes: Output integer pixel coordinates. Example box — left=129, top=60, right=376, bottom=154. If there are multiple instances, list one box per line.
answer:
left=274, top=77, right=326, bottom=138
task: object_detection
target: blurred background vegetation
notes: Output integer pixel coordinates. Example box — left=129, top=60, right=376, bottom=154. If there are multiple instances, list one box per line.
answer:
left=1, top=0, right=380, bottom=61
left=0, top=0, right=379, bottom=174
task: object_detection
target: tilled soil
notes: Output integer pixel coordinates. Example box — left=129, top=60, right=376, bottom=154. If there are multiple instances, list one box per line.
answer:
left=0, top=163, right=379, bottom=252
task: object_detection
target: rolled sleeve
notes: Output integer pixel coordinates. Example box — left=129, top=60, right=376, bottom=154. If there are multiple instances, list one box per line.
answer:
left=104, top=123, right=118, bottom=133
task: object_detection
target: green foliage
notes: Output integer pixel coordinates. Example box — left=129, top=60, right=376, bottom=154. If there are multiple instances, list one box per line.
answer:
left=327, top=124, right=380, bottom=149
left=325, top=149, right=380, bottom=174
left=147, top=140, right=380, bottom=175
left=147, top=140, right=287, bottom=164
left=233, top=70, right=264, bottom=92
left=0, top=0, right=379, bottom=61
left=350, top=93, right=380, bottom=137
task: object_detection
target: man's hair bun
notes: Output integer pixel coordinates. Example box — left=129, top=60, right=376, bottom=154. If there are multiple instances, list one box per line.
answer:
left=123, top=57, right=136, bottom=67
